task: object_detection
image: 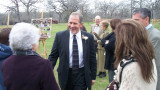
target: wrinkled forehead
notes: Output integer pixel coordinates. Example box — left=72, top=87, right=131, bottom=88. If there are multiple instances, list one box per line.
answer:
left=69, top=15, right=80, bottom=21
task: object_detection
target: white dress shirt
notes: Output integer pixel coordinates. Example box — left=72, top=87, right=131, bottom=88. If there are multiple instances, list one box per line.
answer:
left=93, top=24, right=101, bottom=40
left=69, top=30, right=84, bottom=68
left=146, top=24, right=152, bottom=30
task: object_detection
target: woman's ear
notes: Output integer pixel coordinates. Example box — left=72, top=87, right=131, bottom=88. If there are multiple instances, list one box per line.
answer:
left=145, top=17, right=149, bottom=25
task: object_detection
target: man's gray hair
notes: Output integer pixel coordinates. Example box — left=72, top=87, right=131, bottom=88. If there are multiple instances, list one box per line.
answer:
left=95, top=15, right=101, bottom=20
left=133, top=8, right=151, bottom=23
left=9, top=22, right=40, bottom=51
left=70, top=12, right=83, bottom=23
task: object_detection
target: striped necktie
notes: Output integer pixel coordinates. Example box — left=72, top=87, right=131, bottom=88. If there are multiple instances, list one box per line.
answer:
left=72, top=35, right=79, bottom=73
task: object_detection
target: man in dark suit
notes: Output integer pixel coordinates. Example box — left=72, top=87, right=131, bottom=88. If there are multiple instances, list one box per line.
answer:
left=48, top=12, right=97, bottom=90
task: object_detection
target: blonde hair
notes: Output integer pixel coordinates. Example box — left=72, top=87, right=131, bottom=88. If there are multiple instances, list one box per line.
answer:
left=101, top=20, right=109, bottom=29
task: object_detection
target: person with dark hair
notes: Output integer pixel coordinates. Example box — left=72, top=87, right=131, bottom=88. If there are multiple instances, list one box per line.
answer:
left=96, top=20, right=109, bottom=78
left=0, top=28, right=12, bottom=90
left=2, top=23, right=59, bottom=90
left=80, top=24, right=87, bottom=32
left=101, top=19, right=121, bottom=83
left=114, top=19, right=157, bottom=90
left=132, top=8, right=160, bottom=90
left=48, top=12, right=97, bottom=90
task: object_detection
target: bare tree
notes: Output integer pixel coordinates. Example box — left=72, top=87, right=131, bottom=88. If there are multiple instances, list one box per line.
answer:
left=109, top=3, right=120, bottom=18
left=47, top=0, right=88, bottom=22
left=47, top=0, right=68, bottom=22
left=98, top=0, right=110, bottom=18
left=20, top=0, right=43, bottom=22
left=7, top=0, right=21, bottom=22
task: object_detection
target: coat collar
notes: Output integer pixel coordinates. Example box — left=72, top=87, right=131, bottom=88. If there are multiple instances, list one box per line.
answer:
left=81, top=31, right=87, bottom=58
left=65, top=30, right=70, bottom=64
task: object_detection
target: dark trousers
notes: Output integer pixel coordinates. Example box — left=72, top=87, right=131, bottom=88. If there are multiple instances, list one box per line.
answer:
left=65, top=68, right=87, bottom=90
left=108, top=69, right=115, bottom=83
left=94, top=40, right=98, bottom=52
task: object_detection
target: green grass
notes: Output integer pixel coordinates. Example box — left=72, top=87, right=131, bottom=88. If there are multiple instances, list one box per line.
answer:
left=153, top=23, right=160, bottom=30
left=1, top=21, right=159, bottom=90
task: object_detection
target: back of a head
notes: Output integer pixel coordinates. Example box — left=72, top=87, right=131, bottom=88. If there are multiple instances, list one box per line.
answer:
left=133, top=8, right=151, bottom=23
left=101, top=20, right=109, bottom=28
left=115, top=19, right=154, bottom=60
left=115, top=19, right=155, bottom=83
left=9, top=22, right=40, bottom=51
left=0, top=28, right=11, bottom=45
left=110, top=19, right=121, bottom=30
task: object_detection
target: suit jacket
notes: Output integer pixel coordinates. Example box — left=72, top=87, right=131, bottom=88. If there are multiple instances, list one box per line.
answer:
left=147, top=26, right=160, bottom=90
left=90, top=24, right=103, bottom=40
left=2, top=54, right=59, bottom=90
left=48, top=30, right=97, bottom=90
left=101, top=32, right=116, bottom=70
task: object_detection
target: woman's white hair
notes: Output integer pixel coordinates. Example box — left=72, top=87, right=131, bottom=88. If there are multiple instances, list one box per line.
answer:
left=9, top=22, right=40, bottom=51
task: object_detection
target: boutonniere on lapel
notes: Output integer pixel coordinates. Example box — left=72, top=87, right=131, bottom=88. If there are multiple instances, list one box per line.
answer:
left=105, top=40, right=109, bottom=44
left=82, top=35, right=88, bottom=43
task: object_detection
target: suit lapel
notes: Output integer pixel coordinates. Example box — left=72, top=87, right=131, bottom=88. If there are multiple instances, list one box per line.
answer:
left=81, top=31, right=87, bottom=59
left=65, top=30, right=70, bottom=65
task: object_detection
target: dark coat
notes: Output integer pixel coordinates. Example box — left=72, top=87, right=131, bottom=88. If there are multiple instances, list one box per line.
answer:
left=2, top=55, right=59, bottom=90
left=101, top=32, right=116, bottom=70
left=0, top=44, right=12, bottom=90
left=48, top=30, right=97, bottom=90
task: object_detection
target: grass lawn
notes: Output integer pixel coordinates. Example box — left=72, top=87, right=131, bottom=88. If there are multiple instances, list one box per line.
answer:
left=0, top=21, right=160, bottom=90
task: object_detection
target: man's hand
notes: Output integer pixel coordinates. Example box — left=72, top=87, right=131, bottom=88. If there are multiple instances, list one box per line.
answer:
left=92, top=80, right=96, bottom=85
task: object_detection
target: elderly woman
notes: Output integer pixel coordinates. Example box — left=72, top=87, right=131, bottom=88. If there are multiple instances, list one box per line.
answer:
left=2, top=23, right=59, bottom=90
left=0, top=28, right=12, bottom=90
left=96, top=20, right=109, bottom=78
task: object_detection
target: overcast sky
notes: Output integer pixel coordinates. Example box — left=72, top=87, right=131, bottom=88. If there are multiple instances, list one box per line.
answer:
left=0, top=0, right=123, bottom=13
left=0, top=0, right=46, bottom=13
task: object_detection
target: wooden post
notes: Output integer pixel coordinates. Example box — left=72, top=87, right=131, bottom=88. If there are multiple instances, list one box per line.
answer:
left=40, top=10, right=44, bottom=36
left=7, top=13, right=10, bottom=27
left=41, top=10, right=44, bottom=19
left=38, top=10, right=47, bottom=59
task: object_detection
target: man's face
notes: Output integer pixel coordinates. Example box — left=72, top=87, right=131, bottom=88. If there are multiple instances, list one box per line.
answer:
left=132, top=13, right=149, bottom=27
left=68, top=15, right=82, bottom=34
left=95, top=18, right=101, bottom=25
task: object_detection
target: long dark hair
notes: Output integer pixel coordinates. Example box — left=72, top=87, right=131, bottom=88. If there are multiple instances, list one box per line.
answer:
left=115, top=19, right=155, bottom=83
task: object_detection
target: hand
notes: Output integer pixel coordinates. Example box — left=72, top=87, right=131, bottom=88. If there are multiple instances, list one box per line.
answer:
left=92, top=80, right=96, bottom=85
left=97, top=40, right=101, bottom=44
left=92, top=32, right=95, bottom=34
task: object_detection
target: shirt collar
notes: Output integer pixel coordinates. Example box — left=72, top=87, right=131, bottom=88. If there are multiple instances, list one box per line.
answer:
left=70, top=30, right=81, bottom=39
left=96, top=24, right=101, bottom=27
left=13, top=50, right=39, bottom=56
left=146, top=24, right=152, bottom=30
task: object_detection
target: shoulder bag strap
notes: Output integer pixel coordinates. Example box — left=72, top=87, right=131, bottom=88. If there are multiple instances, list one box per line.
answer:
left=119, top=58, right=135, bottom=84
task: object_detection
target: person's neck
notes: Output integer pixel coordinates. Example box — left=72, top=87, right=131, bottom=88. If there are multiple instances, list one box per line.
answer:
left=144, top=22, right=150, bottom=27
